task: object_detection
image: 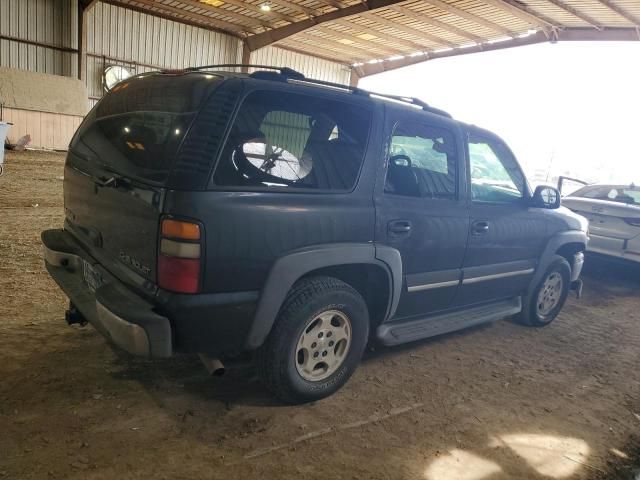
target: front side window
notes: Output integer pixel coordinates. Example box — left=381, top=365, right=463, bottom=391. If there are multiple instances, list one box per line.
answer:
left=384, top=123, right=457, bottom=198
left=213, top=91, right=371, bottom=191
left=468, top=135, right=525, bottom=204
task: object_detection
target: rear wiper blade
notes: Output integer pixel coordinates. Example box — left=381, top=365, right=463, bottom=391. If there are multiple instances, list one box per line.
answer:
left=93, top=171, right=129, bottom=188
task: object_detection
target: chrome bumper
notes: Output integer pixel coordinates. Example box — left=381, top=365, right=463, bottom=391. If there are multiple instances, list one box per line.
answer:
left=42, top=229, right=172, bottom=358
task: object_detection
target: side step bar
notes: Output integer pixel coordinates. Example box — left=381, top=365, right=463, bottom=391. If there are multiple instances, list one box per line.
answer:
left=377, top=297, right=522, bottom=346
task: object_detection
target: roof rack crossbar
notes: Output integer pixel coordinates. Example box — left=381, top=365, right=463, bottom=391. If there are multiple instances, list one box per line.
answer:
left=185, top=64, right=305, bottom=79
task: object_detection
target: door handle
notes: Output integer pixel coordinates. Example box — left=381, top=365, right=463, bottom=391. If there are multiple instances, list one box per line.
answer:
left=388, top=220, right=412, bottom=235
left=471, top=220, right=490, bottom=235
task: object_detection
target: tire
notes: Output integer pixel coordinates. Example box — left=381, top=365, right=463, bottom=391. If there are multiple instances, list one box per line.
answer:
left=517, top=255, right=571, bottom=327
left=256, top=276, right=369, bottom=404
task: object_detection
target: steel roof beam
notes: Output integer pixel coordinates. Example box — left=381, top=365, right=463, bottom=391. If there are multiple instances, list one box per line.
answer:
left=421, top=0, right=515, bottom=37
left=245, top=0, right=411, bottom=50
left=353, top=27, right=640, bottom=77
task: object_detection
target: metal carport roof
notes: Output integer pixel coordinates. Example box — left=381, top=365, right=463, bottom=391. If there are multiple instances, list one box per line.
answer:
left=89, top=0, right=640, bottom=79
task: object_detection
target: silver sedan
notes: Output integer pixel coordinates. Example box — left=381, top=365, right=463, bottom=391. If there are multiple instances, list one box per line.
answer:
left=562, top=185, right=640, bottom=263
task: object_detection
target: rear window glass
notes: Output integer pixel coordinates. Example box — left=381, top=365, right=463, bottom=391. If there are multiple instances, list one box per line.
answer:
left=69, top=73, right=221, bottom=184
left=213, top=90, right=371, bottom=191
left=574, top=186, right=640, bottom=205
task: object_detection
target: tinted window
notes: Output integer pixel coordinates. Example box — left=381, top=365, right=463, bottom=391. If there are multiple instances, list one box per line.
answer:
left=385, top=123, right=457, bottom=198
left=574, top=186, right=640, bottom=205
left=69, top=73, right=222, bottom=184
left=468, top=135, right=525, bottom=204
left=213, top=91, right=371, bottom=191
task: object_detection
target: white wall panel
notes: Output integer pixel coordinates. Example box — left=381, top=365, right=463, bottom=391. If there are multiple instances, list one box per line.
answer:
left=0, top=0, right=76, bottom=76
left=85, top=2, right=243, bottom=107
left=249, top=45, right=350, bottom=84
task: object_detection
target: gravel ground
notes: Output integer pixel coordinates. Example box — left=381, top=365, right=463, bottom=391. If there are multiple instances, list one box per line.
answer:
left=1, top=150, right=639, bottom=480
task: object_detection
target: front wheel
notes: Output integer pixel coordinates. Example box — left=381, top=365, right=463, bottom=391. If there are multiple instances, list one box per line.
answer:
left=256, top=276, right=369, bottom=404
left=517, top=256, right=571, bottom=327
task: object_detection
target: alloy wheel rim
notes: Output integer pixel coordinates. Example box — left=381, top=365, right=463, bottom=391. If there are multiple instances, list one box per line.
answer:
left=295, top=309, right=352, bottom=382
left=537, top=272, right=563, bottom=316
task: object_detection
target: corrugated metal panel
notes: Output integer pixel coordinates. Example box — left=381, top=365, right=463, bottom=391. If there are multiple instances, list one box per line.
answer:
left=0, top=0, right=76, bottom=76
left=249, top=45, right=350, bottom=84
left=85, top=2, right=243, bottom=106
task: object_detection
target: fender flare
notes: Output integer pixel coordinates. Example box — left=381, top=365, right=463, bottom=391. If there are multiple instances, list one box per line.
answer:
left=527, top=230, right=588, bottom=296
left=245, top=243, right=402, bottom=349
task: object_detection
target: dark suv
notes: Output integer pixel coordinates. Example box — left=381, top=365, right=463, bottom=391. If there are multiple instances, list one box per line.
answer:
left=43, top=66, right=588, bottom=403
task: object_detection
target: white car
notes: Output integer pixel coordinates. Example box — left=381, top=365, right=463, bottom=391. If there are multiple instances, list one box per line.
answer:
left=562, top=184, right=640, bottom=263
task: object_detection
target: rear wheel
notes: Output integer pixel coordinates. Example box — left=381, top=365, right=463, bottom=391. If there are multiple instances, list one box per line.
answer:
left=256, top=276, right=369, bottom=404
left=517, top=256, right=571, bottom=327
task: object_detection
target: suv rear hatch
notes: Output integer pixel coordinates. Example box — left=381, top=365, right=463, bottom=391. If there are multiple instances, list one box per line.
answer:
left=64, top=72, right=225, bottom=293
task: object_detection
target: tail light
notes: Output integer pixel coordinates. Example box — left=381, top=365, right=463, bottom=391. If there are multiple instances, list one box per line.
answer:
left=623, top=217, right=640, bottom=227
left=158, top=218, right=202, bottom=294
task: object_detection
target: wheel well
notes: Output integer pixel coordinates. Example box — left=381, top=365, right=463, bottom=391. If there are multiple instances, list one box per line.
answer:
left=300, top=264, right=391, bottom=328
left=556, top=242, right=585, bottom=266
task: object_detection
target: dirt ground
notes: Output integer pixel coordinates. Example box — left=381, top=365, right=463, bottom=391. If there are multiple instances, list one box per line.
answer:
left=1, top=150, right=639, bottom=480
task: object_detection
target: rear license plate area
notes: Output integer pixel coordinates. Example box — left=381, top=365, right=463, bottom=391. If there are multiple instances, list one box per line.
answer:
left=83, top=260, right=104, bottom=293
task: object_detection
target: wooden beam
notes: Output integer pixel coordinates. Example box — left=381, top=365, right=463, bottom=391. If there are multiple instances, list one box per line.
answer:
left=176, top=0, right=299, bottom=25
left=542, top=0, right=602, bottom=30
left=103, top=0, right=245, bottom=37
left=127, top=0, right=251, bottom=33
left=594, top=0, right=640, bottom=26
left=245, top=0, right=413, bottom=51
left=358, top=11, right=458, bottom=48
left=422, top=0, right=515, bottom=36
left=389, top=5, right=484, bottom=43
left=311, top=24, right=407, bottom=56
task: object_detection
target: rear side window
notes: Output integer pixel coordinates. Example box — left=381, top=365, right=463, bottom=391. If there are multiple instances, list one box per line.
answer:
left=213, top=90, right=371, bottom=191
left=69, top=74, right=222, bottom=185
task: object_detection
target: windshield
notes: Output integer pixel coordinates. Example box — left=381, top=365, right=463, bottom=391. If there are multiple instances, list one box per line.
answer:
left=69, top=73, right=222, bottom=185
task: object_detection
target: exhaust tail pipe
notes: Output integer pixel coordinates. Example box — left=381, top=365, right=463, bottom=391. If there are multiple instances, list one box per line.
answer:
left=199, top=354, right=225, bottom=376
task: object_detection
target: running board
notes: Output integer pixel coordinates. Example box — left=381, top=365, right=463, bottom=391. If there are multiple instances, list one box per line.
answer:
left=377, top=297, right=522, bottom=346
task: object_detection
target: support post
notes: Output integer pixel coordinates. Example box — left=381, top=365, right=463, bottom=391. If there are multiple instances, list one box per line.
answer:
left=349, top=69, right=359, bottom=87
left=241, top=42, right=251, bottom=72
left=77, top=3, right=87, bottom=81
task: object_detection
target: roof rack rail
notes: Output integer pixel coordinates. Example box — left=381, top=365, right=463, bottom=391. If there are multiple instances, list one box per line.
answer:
left=183, top=64, right=451, bottom=118
left=286, top=77, right=450, bottom=117
left=185, top=64, right=305, bottom=79
left=364, top=92, right=452, bottom=118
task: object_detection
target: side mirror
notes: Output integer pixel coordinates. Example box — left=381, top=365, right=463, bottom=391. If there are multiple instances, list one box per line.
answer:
left=531, top=185, right=561, bottom=209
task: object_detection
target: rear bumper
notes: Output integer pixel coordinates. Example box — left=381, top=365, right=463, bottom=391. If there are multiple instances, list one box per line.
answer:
left=42, top=229, right=172, bottom=357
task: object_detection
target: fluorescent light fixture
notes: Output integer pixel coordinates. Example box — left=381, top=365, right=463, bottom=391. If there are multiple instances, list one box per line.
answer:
left=357, top=33, right=377, bottom=41
left=386, top=55, right=405, bottom=61
left=260, top=3, right=271, bottom=11
left=338, top=38, right=355, bottom=45
left=434, top=47, right=453, bottom=53
left=457, top=43, right=477, bottom=49
left=409, top=51, right=426, bottom=57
